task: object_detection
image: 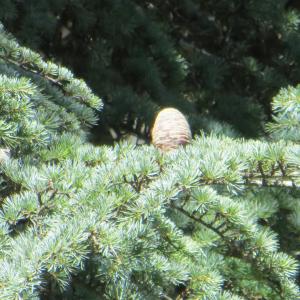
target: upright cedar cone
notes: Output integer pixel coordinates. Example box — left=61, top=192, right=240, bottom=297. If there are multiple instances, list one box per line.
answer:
left=151, top=108, right=192, bottom=151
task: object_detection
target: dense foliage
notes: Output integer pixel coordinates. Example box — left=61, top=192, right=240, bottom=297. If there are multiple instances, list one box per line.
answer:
left=0, top=23, right=299, bottom=300
left=1, top=0, right=300, bottom=139
left=1, top=2, right=300, bottom=299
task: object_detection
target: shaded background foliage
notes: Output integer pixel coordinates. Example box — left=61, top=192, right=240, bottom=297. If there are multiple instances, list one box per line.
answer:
left=1, top=0, right=300, bottom=140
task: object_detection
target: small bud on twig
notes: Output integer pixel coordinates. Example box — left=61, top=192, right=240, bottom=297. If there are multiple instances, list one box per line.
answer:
left=0, top=148, right=10, bottom=163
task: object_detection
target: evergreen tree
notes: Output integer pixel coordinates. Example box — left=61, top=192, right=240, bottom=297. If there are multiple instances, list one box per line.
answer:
left=1, top=0, right=300, bottom=139
left=0, top=24, right=299, bottom=300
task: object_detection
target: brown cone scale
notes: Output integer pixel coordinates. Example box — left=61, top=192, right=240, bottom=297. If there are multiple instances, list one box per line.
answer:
left=151, top=108, right=192, bottom=151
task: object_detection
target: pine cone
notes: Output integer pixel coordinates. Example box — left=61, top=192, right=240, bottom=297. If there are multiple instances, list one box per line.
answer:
left=151, top=108, right=192, bottom=151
